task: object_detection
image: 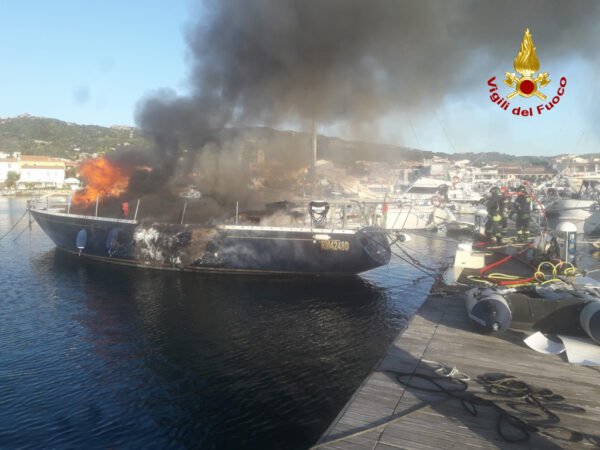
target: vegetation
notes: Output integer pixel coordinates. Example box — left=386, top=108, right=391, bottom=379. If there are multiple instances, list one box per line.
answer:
left=5, top=171, right=20, bottom=187
left=0, top=114, right=559, bottom=167
left=65, top=167, right=77, bottom=179
left=0, top=114, right=152, bottom=160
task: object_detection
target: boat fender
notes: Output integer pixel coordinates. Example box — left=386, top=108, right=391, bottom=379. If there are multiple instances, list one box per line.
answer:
left=76, top=229, right=87, bottom=254
left=465, top=288, right=512, bottom=333
left=357, top=227, right=391, bottom=265
left=452, top=176, right=461, bottom=185
left=396, top=233, right=411, bottom=243
left=580, top=301, right=600, bottom=344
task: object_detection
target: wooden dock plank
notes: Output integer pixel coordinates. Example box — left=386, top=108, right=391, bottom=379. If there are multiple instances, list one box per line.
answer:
left=314, top=290, right=600, bottom=449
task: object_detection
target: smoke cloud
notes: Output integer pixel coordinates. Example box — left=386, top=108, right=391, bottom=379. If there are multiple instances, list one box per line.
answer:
left=130, top=0, right=600, bottom=218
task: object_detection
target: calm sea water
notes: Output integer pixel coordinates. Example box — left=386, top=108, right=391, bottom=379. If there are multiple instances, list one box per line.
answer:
left=0, top=198, right=455, bottom=449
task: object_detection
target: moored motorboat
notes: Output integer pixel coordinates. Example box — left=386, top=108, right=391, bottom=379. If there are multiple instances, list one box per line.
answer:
left=544, top=198, right=596, bottom=233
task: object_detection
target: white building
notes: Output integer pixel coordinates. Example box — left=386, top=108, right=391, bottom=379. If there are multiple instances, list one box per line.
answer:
left=18, top=164, right=65, bottom=188
left=0, top=159, right=21, bottom=183
left=471, top=165, right=499, bottom=183
left=0, top=155, right=69, bottom=187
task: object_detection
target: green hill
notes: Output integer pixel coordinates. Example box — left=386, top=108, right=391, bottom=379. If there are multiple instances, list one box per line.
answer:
left=0, top=114, right=152, bottom=160
left=0, top=114, right=556, bottom=167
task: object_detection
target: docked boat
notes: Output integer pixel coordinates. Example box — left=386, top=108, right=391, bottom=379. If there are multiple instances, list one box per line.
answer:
left=395, top=177, right=482, bottom=216
left=544, top=198, right=596, bottom=233
left=30, top=201, right=391, bottom=276
left=379, top=203, right=456, bottom=231
left=584, top=204, right=600, bottom=235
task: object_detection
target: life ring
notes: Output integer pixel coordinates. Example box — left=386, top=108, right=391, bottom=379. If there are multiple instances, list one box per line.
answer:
left=451, top=176, right=461, bottom=185
left=431, top=195, right=443, bottom=207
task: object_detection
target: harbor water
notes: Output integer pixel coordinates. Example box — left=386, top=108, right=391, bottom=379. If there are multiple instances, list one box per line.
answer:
left=0, top=198, right=455, bottom=449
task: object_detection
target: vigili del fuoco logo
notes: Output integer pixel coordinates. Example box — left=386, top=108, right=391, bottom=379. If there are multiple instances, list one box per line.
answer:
left=487, top=28, right=566, bottom=116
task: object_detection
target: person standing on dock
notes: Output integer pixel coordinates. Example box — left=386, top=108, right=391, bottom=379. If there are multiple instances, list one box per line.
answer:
left=437, top=183, right=449, bottom=203
left=487, top=186, right=503, bottom=244
left=515, top=185, right=532, bottom=242
left=500, top=187, right=510, bottom=236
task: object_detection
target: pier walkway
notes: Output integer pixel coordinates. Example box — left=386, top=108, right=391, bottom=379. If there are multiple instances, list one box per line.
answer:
left=314, top=288, right=600, bottom=449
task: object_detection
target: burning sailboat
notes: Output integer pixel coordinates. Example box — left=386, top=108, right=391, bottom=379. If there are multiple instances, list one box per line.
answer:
left=30, top=156, right=391, bottom=275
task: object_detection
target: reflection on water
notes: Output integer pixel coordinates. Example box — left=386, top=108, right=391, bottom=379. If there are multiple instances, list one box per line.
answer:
left=0, top=198, right=454, bottom=449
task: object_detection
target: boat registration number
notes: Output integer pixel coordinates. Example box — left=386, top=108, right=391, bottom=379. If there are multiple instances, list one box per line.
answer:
left=320, top=240, right=350, bottom=251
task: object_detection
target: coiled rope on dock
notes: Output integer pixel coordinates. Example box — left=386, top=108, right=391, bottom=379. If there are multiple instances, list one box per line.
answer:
left=311, top=362, right=598, bottom=448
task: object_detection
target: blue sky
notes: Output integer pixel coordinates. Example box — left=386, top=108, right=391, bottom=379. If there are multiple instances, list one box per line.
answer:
left=1, top=1, right=598, bottom=157
left=0, top=0, right=192, bottom=127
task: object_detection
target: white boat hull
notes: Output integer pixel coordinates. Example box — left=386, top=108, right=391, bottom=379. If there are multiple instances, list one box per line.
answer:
left=382, top=205, right=456, bottom=230
left=545, top=199, right=596, bottom=234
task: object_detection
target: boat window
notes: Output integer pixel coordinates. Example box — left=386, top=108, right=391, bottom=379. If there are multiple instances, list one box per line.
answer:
left=76, top=229, right=87, bottom=250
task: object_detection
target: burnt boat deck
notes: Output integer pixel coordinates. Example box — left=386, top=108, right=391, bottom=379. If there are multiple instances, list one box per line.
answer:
left=314, top=288, right=600, bottom=449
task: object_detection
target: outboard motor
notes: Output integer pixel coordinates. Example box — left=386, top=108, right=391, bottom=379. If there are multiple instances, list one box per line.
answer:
left=580, top=302, right=600, bottom=344
left=556, top=221, right=577, bottom=265
left=465, top=288, right=512, bottom=333
left=309, top=200, right=329, bottom=228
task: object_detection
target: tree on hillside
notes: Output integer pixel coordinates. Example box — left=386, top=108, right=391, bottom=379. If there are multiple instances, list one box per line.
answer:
left=65, top=167, right=77, bottom=179
left=5, top=171, right=20, bottom=188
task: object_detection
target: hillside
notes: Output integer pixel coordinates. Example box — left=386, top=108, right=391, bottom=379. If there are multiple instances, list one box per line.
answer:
left=0, top=114, right=152, bottom=160
left=0, top=114, right=556, bottom=166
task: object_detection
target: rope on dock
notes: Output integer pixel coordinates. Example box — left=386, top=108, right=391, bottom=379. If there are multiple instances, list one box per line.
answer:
left=313, top=365, right=596, bottom=448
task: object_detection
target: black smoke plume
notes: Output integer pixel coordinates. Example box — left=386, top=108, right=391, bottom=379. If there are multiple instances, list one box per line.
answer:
left=130, top=0, right=600, bottom=220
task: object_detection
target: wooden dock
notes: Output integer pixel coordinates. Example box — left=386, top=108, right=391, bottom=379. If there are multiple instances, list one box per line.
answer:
left=314, top=288, right=600, bottom=449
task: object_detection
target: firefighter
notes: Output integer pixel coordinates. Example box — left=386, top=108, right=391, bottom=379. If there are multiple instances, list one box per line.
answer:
left=437, top=184, right=449, bottom=203
left=486, top=186, right=503, bottom=244
left=514, top=185, right=532, bottom=242
left=500, top=187, right=510, bottom=235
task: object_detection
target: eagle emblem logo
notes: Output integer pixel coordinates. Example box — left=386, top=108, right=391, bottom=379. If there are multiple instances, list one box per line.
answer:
left=504, top=29, right=550, bottom=100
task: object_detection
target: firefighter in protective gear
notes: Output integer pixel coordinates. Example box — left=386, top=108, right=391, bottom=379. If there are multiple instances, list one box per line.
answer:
left=500, top=187, right=510, bottom=235
left=437, top=184, right=449, bottom=203
left=515, top=185, right=531, bottom=242
left=486, top=186, right=503, bottom=244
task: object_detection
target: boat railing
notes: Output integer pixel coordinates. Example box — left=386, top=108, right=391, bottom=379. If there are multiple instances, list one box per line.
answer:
left=29, top=194, right=71, bottom=213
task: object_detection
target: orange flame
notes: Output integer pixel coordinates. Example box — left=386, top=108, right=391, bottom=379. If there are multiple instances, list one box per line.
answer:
left=72, top=157, right=136, bottom=206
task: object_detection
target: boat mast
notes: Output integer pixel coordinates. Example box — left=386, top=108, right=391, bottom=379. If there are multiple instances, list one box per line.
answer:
left=311, top=119, right=319, bottom=197
left=312, top=118, right=317, bottom=172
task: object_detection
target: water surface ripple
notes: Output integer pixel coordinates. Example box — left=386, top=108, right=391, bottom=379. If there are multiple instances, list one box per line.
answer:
left=0, top=198, right=455, bottom=449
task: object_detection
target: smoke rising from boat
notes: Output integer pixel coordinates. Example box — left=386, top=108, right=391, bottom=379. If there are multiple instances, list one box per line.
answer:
left=127, top=0, right=599, bottom=220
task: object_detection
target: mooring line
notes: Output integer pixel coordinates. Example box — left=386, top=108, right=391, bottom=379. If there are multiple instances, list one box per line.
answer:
left=0, top=209, right=28, bottom=242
